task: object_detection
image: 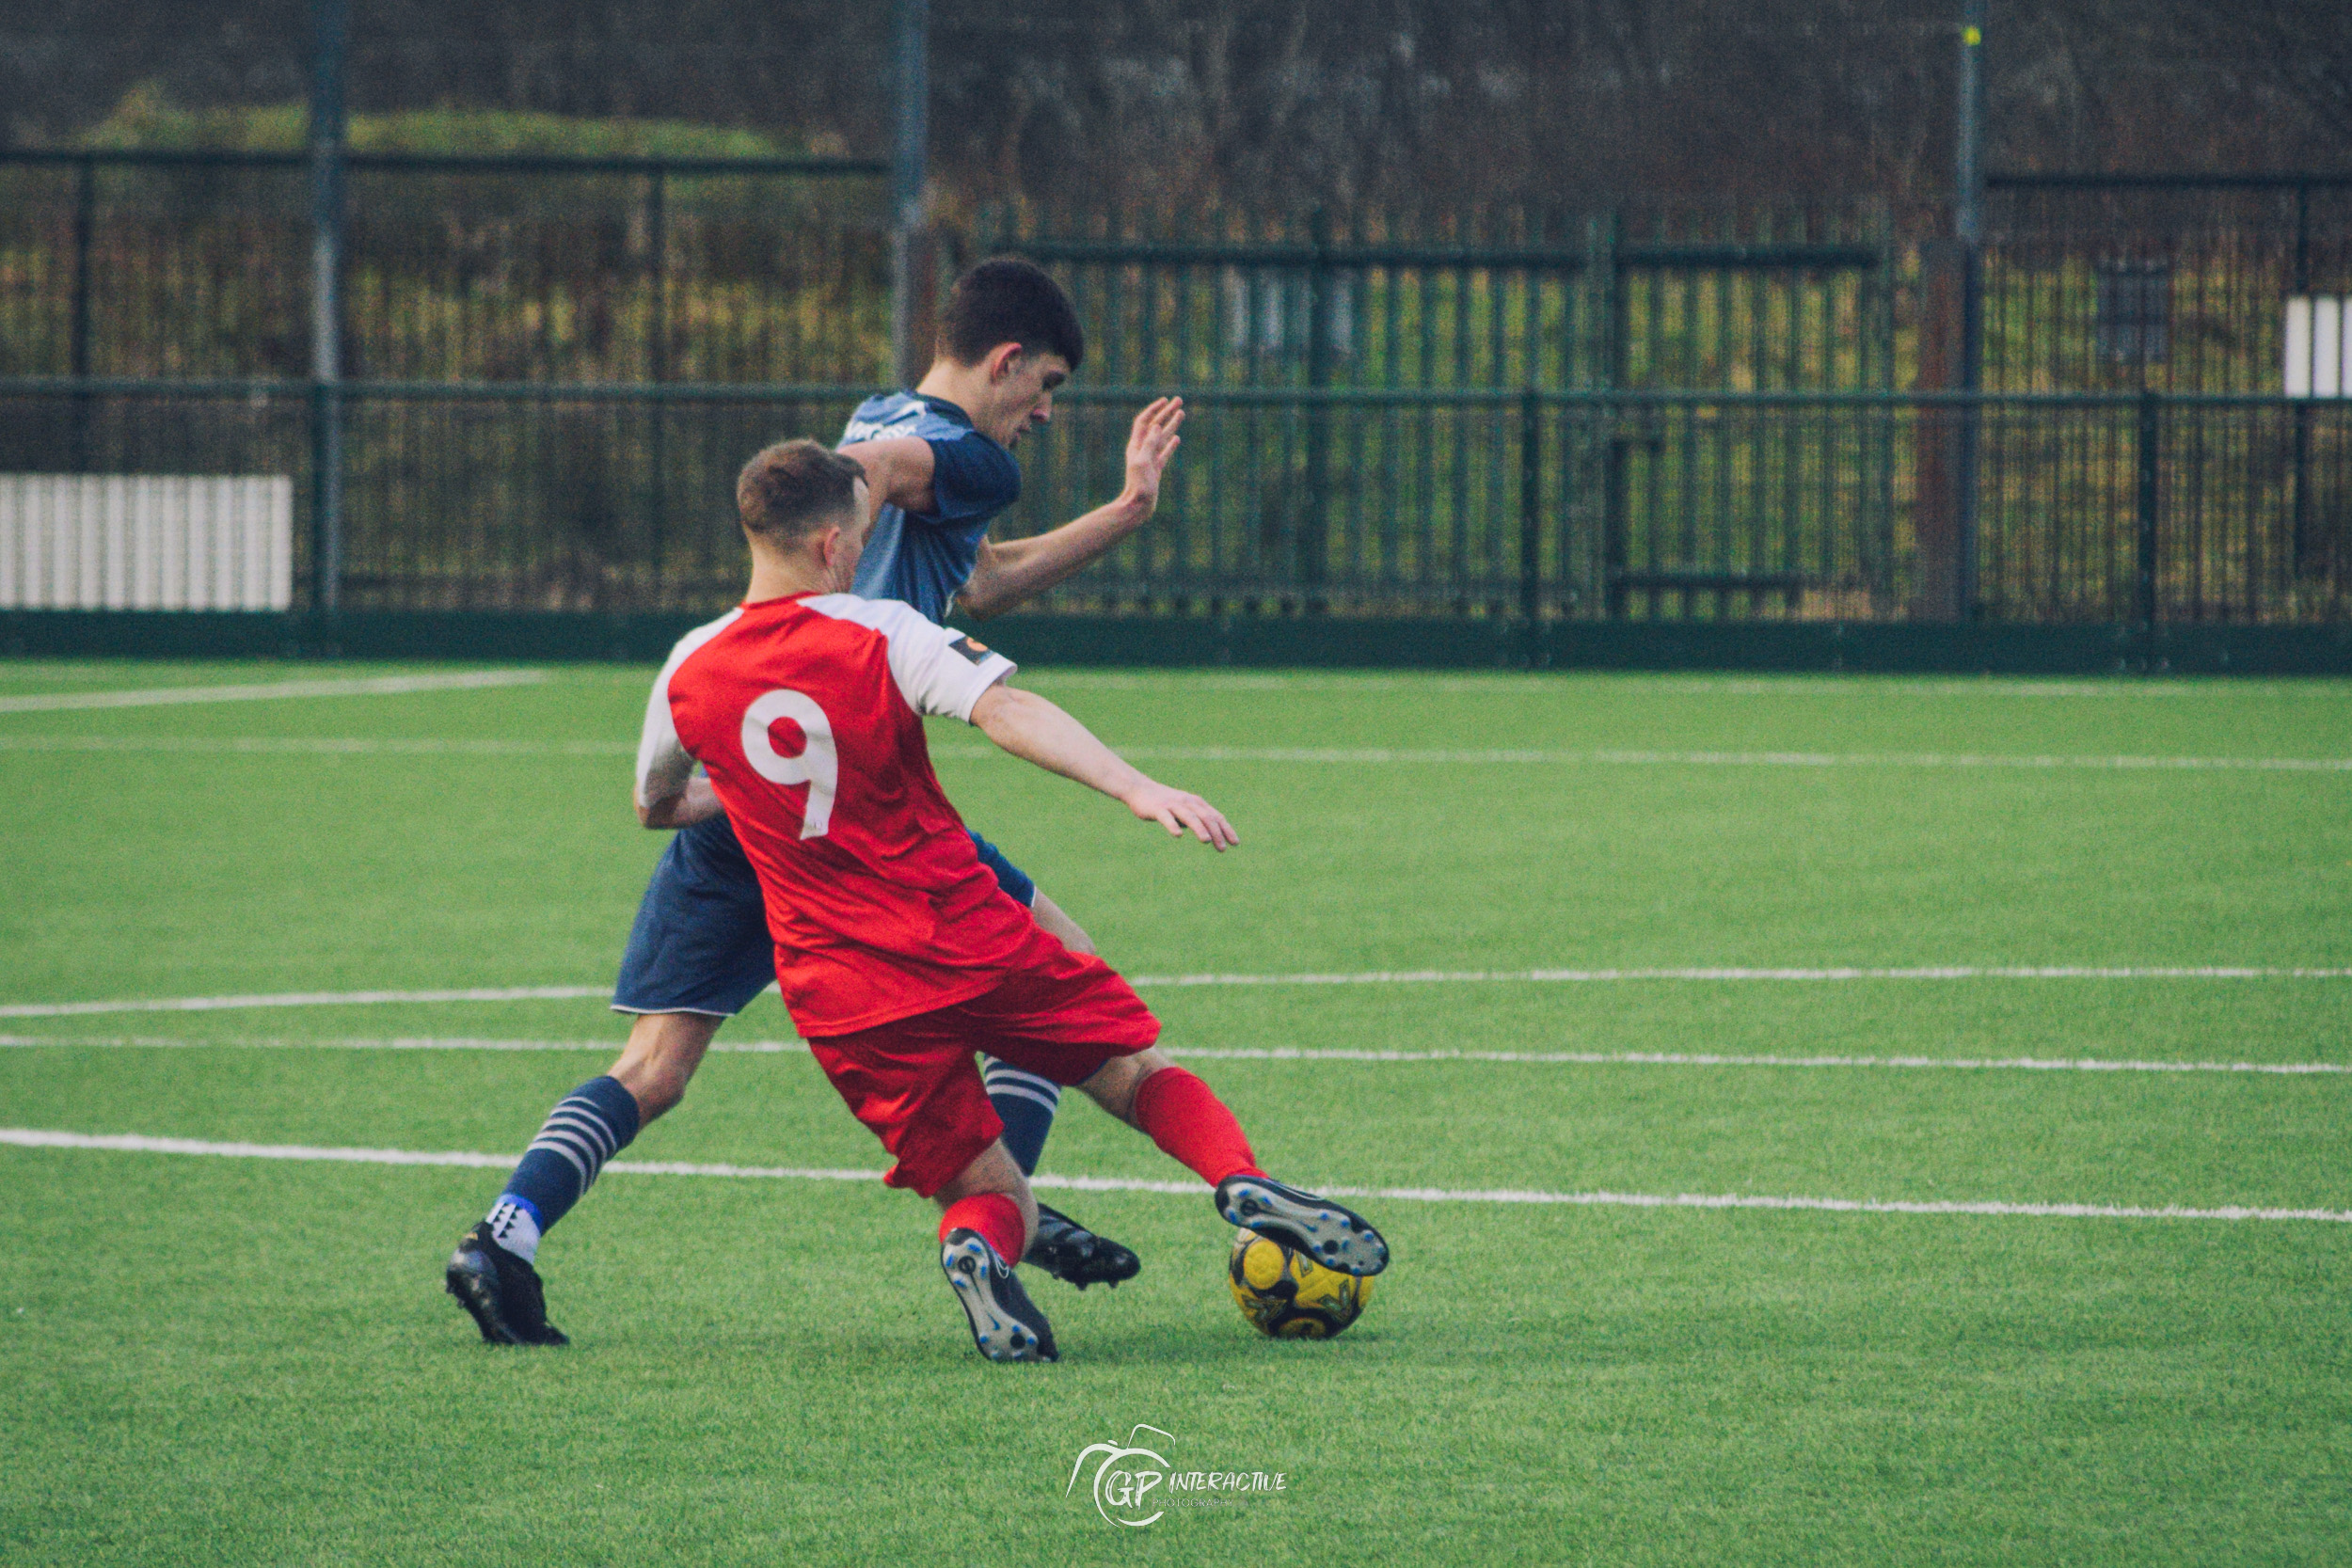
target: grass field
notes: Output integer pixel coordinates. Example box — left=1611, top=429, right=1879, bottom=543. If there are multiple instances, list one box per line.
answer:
left=3, top=657, right=2349, bottom=1565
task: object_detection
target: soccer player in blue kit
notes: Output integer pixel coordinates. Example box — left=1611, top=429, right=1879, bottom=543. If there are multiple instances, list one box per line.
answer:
left=446, top=259, right=1186, bottom=1344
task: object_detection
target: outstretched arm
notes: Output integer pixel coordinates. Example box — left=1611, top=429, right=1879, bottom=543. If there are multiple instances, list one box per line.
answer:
left=968, top=681, right=1235, bottom=849
left=958, top=398, right=1184, bottom=620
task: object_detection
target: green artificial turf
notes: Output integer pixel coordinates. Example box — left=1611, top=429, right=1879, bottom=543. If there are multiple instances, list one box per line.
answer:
left=2, top=661, right=2349, bottom=1565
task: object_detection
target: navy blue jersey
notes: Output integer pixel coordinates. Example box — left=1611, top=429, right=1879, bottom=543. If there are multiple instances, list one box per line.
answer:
left=839, top=391, right=1022, bottom=623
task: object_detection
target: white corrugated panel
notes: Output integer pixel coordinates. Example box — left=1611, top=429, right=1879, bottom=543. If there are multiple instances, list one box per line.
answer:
left=0, top=476, right=294, bottom=610
left=2285, top=296, right=2351, bottom=399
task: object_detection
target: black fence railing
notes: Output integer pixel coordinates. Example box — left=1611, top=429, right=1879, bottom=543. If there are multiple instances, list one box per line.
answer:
left=981, top=203, right=1898, bottom=397
left=4, top=151, right=2349, bottom=629
left=30, top=162, right=2348, bottom=400
left=1982, top=173, right=2352, bottom=396
left=0, top=148, right=892, bottom=385
left=4, top=380, right=2343, bottom=626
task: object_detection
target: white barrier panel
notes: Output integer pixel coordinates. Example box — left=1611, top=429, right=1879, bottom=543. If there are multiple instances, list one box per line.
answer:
left=0, top=475, right=294, bottom=611
left=2284, top=296, right=2351, bottom=399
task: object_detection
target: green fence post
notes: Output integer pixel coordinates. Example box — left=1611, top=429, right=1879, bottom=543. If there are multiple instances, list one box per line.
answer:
left=1954, top=0, right=1987, bottom=622
left=1599, top=209, right=1629, bottom=620
left=69, top=155, right=95, bottom=472
left=308, top=0, right=348, bottom=616
left=1518, top=385, right=1541, bottom=635
left=2137, top=388, right=2161, bottom=633
left=2292, top=179, right=2314, bottom=574
left=888, top=0, right=930, bottom=388
left=1302, top=204, right=1333, bottom=601
left=646, top=167, right=669, bottom=592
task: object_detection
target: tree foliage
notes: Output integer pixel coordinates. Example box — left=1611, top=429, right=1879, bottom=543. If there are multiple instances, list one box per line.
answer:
left=3, top=0, right=2346, bottom=205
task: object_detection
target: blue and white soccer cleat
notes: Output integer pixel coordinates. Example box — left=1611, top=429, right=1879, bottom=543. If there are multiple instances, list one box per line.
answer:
left=941, top=1229, right=1059, bottom=1363
left=1215, top=1174, right=1391, bottom=1278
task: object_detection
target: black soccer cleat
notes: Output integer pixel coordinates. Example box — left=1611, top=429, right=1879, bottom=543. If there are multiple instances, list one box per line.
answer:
left=1024, top=1202, right=1142, bottom=1291
left=1215, top=1173, right=1391, bottom=1278
left=445, top=1223, right=569, bottom=1346
left=941, top=1228, right=1059, bottom=1363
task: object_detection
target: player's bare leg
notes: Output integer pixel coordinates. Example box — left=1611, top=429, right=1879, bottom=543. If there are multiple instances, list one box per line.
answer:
left=607, top=1009, right=723, bottom=1122
left=1078, top=1049, right=1391, bottom=1278
left=1074, top=1045, right=1168, bottom=1123
left=1028, top=891, right=1094, bottom=955
left=982, top=884, right=1144, bottom=1288
left=977, top=884, right=1089, bottom=1172
left=446, top=1011, right=720, bottom=1345
left=933, top=1139, right=1058, bottom=1363
left=932, top=1138, right=1039, bottom=1251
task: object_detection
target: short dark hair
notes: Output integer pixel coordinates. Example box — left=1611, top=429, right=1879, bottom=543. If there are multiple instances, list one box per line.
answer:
left=937, top=257, right=1085, bottom=372
left=736, top=439, right=865, bottom=544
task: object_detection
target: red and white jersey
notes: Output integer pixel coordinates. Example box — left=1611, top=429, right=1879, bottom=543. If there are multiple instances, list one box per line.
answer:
left=639, top=593, right=1032, bottom=1035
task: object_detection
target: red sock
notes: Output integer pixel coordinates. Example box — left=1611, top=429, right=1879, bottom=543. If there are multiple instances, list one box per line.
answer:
left=939, top=1192, right=1026, bottom=1265
left=1131, top=1067, right=1263, bottom=1187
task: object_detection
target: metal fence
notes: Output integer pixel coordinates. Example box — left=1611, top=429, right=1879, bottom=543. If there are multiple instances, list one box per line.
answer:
left=5, top=379, right=2344, bottom=626
left=977, top=202, right=1899, bottom=392
left=2, top=150, right=2347, bottom=626
left=1982, top=175, right=2352, bottom=395
left=0, top=149, right=891, bottom=383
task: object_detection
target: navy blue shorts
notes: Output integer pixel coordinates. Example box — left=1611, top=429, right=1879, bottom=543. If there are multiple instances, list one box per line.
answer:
left=612, top=814, right=1038, bottom=1018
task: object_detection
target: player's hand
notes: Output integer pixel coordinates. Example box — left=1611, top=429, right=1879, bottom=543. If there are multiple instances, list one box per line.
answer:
left=1117, top=397, right=1185, bottom=521
left=1120, top=778, right=1236, bottom=851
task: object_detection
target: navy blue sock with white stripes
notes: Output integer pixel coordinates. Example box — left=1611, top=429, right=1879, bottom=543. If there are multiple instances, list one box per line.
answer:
left=482, top=1075, right=642, bottom=1263
left=982, top=1059, right=1061, bottom=1177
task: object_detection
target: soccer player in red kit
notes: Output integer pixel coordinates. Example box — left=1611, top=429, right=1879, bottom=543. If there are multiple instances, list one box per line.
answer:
left=641, top=438, right=1390, bottom=1362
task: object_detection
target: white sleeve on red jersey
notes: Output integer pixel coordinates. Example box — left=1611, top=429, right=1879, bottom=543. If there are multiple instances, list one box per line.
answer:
left=801, top=594, right=1016, bottom=721
left=634, top=609, right=742, bottom=802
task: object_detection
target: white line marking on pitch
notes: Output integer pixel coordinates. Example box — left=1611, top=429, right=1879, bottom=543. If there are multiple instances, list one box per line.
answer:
left=0, top=735, right=630, bottom=757
left=0, top=1033, right=803, bottom=1053
left=1170, top=1045, right=2352, bottom=1075
left=1021, top=673, right=2291, bottom=699
left=1127, top=966, right=2352, bottom=987
left=2, top=1128, right=2341, bottom=1225
left=1058, top=745, right=2352, bottom=773
left=5, top=1034, right=2347, bottom=1078
left=4, top=734, right=2345, bottom=773
left=0, top=987, right=607, bottom=1019
left=6, top=968, right=2348, bottom=1019
left=0, top=670, right=548, bottom=715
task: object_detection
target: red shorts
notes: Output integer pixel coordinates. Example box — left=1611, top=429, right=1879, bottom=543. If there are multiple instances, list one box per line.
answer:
left=802, top=927, right=1160, bottom=1197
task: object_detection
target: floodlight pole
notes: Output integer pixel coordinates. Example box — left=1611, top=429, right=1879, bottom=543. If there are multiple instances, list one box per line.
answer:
left=1953, top=0, right=1985, bottom=621
left=309, top=0, right=349, bottom=614
left=888, top=0, right=930, bottom=388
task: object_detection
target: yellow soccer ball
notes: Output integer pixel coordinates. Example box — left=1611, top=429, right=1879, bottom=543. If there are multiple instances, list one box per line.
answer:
left=1227, top=1230, right=1375, bottom=1339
